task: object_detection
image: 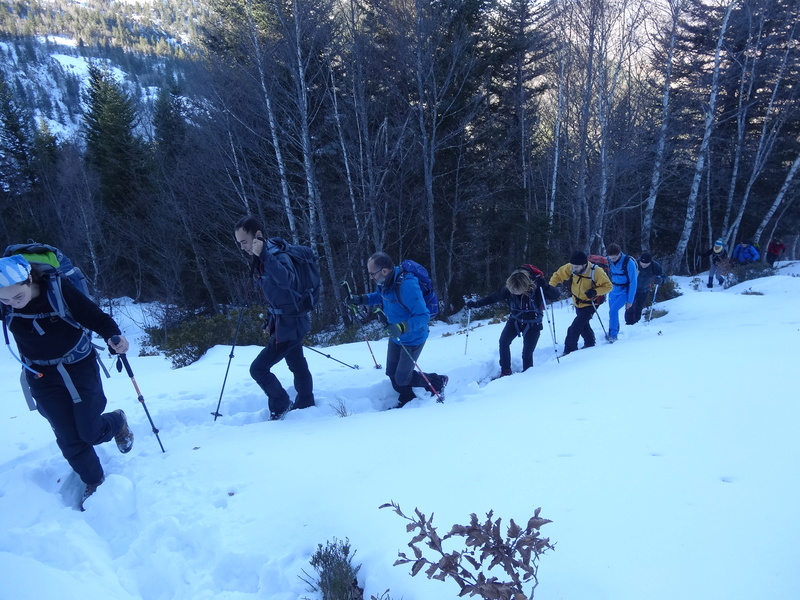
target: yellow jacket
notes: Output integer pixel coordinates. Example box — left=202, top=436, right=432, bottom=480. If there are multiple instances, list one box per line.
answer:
left=550, top=262, right=613, bottom=308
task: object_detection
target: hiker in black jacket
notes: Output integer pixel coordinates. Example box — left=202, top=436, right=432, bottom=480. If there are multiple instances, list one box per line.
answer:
left=235, top=216, right=315, bottom=419
left=0, top=255, right=133, bottom=508
left=466, top=266, right=560, bottom=376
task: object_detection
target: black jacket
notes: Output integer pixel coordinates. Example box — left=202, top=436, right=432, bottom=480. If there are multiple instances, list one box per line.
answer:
left=5, top=278, right=119, bottom=362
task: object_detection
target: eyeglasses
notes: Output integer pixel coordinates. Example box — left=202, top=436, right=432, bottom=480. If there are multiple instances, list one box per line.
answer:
left=368, top=269, right=384, bottom=278
left=570, top=264, right=586, bottom=272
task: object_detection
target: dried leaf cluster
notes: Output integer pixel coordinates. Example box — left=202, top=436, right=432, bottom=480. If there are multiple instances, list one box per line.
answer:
left=380, top=501, right=554, bottom=600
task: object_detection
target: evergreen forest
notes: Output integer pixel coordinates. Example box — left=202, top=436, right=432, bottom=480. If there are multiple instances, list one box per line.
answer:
left=1, top=0, right=799, bottom=333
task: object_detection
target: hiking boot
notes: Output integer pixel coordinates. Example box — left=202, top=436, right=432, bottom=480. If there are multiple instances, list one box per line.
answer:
left=606, top=335, right=617, bottom=343
left=500, top=369, right=513, bottom=377
left=80, top=476, right=105, bottom=511
left=269, top=402, right=293, bottom=420
left=113, top=409, right=134, bottom=454
left=429, top=374, right=448, bottom=399
left=706, top=282, right=713, bottom=288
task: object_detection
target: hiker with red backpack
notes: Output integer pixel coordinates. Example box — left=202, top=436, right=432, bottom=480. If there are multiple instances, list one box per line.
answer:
left=605, top=243, right=638, bottom=343
left=346, top=252, right=448, bottom=408
left=766, top=238, right=785, bottom=267
left=549, top=251, right=613, bottom=356
left=465, top=265, right=559, bottom=376
left=0, top=254, right=134, bottom=509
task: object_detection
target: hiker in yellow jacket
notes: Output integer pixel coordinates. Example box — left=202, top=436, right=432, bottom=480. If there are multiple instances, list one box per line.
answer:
left=549, top=251, right=612, bottom=356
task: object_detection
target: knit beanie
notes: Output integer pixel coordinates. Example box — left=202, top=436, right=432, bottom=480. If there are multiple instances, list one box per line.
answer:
left=0, top=255, right=32, bottom=287
left=640, top=252, right=652, bottom=263
left=570, top=251, right=588, bottom=265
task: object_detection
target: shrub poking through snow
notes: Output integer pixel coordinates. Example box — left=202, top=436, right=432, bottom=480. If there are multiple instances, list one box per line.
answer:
left=301, top=538, right=364, bottom=600
left=381, top=501, right=554, bottom=599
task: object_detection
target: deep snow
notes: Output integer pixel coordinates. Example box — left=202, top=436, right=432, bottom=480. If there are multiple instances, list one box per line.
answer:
left=1, top=265, right=798, bottom=600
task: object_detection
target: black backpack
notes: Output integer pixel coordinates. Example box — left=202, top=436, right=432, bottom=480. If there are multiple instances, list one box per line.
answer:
left=262, top=238, right=321, bottom=317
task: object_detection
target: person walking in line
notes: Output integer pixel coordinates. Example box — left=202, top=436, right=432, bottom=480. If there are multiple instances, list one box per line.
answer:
left=605, top=243, right=638, bottom=342
left=234, top=216, right=316, bottom=420
left=465, top=265, right=560, bottom=376
left=700, top=239, right=728, bottom=288
left=629, top=252, right=665, bottom=325
left=765, top=238, right=785, bottom=267
left=549, top=251, right=613, bottom=357
left=732, top=239, right=760, bottom=264
left=0, top=255, right=134, bottom=508
left=347, top=252, right=447, bottom=408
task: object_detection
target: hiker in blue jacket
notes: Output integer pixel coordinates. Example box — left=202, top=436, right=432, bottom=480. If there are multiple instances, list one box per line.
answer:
left=235, top=215, right=315, bottom=419
left=347, top=252, right=447, bottom=408
left=465, top=266, right=560, bottom=376
left=732, top=239, right=760, bottom=264
left=606, top=243, right=638, bottom=342
left=0, top=255, right=133, bottom=508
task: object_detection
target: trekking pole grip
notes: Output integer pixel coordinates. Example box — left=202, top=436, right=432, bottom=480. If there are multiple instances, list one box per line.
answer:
left=111, top=335, right=134, bottom=377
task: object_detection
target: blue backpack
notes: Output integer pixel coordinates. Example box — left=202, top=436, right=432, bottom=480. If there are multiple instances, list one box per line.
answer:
left=2, top=242, right=91, bottom=330
left=2, top=242, right=99, bottom=410
left=396, top=259, right=439, bottom=318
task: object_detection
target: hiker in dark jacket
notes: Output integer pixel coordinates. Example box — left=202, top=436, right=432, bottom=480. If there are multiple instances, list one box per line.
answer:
left=766, top=238, right=785, bottom=266
left=347, top=252, right=448, bottom=408
left=628, top=253, right=665, bottom=325
left=465, top=266, right=560, bottom=376
left=235, top=216, right=315, bottom=419
left=732, top=239, right=760, bottom=264
left=0, top=255, right=133, bottom=508
left=700, top=238, right=728, bottom=288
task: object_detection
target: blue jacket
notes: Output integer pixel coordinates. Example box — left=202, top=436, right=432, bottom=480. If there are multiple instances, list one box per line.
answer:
left=732, top=243, right=760, bottom=264
left=609, top=253, right=638, bottom=303
left=364, top=267, right=429, bottom=346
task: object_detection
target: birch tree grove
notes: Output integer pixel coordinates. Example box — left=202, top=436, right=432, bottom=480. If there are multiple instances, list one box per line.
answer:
left=6, top=0, right=800, bottom=329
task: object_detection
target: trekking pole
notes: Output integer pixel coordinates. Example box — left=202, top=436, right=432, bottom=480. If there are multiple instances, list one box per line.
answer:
left=213, top=258, right=259, bottom=420
left=646, top=284, right=660, bottom=324
left=464, top=306, right=472, bottom=355
left=540, top=288, right=559, bottom=364
left=375, top=308, right=444, bottom=403
left=111, top=336, right=165, bottom=453
left=590, top=299, right=609, bottom=339
left=341, top=280, right=381, bottom=369
left=211, top=307, right=246, bottom=421
left=305, top=344, right=359, bottom=369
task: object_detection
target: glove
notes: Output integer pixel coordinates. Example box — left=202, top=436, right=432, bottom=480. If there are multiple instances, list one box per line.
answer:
left=465, top=300, right=478, bottom=309
left=585, top=288, right=597, bottom=300
left=386, top=322, right=407, bottom=338
left=347, top=294, right=367, bottom=305
left=654, top=276, right=664, bottom=285
left=535, top=276, right=547, bottom=289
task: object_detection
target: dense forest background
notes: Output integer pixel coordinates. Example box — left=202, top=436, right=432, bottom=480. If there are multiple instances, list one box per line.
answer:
left=1, top=0, right=799, bottom=331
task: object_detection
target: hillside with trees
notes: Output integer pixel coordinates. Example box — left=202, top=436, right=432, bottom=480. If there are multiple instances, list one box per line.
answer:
left=1, top=0, right=799, bottom=341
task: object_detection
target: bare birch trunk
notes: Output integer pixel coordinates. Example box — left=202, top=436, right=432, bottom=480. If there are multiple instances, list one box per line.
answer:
left=671, top=1, right=735, bottom=273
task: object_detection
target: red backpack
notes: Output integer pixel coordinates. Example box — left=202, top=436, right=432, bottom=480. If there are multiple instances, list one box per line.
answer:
left=584, top=255, right=610, bottom=305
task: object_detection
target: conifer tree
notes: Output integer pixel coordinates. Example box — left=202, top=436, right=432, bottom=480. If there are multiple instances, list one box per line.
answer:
left=82, top=62, right=147, bottom=216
